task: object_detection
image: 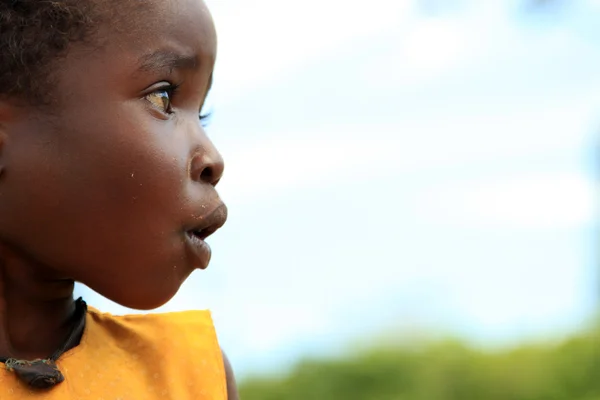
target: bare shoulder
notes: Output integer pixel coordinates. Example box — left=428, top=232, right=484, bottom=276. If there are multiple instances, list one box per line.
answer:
left=221, top=348, right=239, bottom=400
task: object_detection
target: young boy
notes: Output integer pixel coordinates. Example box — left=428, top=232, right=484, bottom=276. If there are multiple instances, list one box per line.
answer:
left=0, top=0, right=238, bottom=398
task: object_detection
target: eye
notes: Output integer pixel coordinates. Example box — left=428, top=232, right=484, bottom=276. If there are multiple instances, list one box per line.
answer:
left=145, top=84, right=178, bottom=114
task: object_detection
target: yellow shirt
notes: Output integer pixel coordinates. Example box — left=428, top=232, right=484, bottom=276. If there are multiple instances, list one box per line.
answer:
left=0, top=307, right=227, bottom=399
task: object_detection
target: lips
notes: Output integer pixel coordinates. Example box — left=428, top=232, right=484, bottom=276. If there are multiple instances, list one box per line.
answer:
left=184, top=203, right=227, bottom=269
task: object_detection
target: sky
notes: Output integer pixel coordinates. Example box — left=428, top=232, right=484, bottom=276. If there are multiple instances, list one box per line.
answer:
left=76, top=0, right=600, bottom=378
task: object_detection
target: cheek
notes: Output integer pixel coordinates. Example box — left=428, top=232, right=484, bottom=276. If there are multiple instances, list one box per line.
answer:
left=3, top=105, right=192, bottom=272
left=66, top=110, right=185, bottom=213
left=68, top=107, right=195, bottom=234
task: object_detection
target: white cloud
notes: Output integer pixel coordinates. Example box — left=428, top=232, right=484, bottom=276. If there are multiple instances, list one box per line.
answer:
left=218, top=98, right=594, bottom=203
left=361, top=1, right=600, bottom=90
left=586, top=0, right=600, bottom=8
left=402, top=17, right=470, bottom=74
left=206, top=0, right=415, bottom=102
left=222, top=303, right=333, bottom=353
left=415, top=173, right=597, bottom=229
left=367, top=14, right=478, bottom=85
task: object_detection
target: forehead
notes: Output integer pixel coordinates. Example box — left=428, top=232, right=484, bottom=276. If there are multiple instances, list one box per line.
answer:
left=41, top=0, right=216, bottom=110
left=125, top=0, right=216, bottom=53
left=87, top=0, right=217, bottom=74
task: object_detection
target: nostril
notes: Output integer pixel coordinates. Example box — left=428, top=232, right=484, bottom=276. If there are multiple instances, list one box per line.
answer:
left=190, top=147, right=224, bottom=185
left=200, top=166, right=214, bottom=183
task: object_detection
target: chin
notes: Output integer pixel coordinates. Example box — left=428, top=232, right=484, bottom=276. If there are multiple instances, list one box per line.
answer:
left=80, top=255, right=195, bottom=311
left=95, top=279, right=184, bottom=311
left=115, top=295, right=176, bottom=311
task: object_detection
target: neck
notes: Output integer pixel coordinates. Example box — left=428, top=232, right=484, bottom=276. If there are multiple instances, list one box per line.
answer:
left=0, top=246, right=75, bottom=361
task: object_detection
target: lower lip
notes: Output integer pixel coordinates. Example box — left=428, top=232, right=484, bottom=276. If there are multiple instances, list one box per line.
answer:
left=184, top=232, right=212, bottom=269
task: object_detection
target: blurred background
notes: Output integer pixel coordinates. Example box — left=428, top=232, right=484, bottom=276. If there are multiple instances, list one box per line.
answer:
left=78, top=0, right=600, bottom=398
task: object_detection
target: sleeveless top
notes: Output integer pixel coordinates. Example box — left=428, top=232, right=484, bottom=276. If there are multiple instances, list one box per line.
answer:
left=0, top=307, right=227, bottom=399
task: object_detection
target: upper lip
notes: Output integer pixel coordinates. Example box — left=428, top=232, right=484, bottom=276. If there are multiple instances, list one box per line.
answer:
left=186, top=203, right=228, bottom=240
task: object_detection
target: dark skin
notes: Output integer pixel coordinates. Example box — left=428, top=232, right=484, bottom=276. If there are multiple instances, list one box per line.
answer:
left=0, top=0, right=238, bottom=398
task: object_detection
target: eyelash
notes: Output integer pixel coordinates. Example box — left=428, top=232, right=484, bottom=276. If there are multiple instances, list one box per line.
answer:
left=145, top=83, right=211, bottom=125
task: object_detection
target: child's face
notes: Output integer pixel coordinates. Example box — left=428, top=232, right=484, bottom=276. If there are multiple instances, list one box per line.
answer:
left=0, top=0, right=225, bottom=309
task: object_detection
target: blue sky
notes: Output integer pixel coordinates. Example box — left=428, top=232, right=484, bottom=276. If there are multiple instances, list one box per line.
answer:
left=77, top=0, right=600, bottom=377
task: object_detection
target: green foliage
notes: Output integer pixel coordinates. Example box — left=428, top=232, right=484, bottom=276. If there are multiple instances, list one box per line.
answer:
left=240, top=326, right=600, bottom=400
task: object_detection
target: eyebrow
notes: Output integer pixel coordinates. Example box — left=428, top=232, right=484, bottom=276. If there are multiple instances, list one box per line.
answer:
left=137, top=50, right=200, bottom=74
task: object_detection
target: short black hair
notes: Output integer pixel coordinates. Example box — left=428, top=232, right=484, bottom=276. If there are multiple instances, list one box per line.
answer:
left=0, top=0, right=101, bottom=105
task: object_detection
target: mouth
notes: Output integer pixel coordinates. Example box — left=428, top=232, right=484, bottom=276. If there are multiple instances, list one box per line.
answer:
left=184, top=203, right=228, bottom=269
left=187, top=224, right=219, bottom=242
left=186, top=203, right=228, bottom=240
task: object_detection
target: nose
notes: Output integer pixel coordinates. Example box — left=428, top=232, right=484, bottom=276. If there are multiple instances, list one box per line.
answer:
left=190, top=139, right=224, bottom=186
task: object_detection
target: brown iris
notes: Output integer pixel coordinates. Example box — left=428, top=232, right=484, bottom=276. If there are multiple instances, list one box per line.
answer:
left=146, top=89, right=172, bottom=113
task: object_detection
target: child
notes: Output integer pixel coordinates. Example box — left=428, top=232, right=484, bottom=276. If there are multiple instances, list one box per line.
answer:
left=0, top=0, right=238, bottom=398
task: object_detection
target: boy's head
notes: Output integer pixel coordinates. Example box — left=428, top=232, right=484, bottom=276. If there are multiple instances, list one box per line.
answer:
left=0, top=0, right=226, bottom=310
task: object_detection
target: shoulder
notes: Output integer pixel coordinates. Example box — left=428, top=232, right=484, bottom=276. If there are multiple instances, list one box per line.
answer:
left=221, top=349, right=239, bottom=400
left=86, top=307, right=217, bottom=348
left=69, top=307, right=232, bottom=399
left=88, top=307, right=238, bottom=398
